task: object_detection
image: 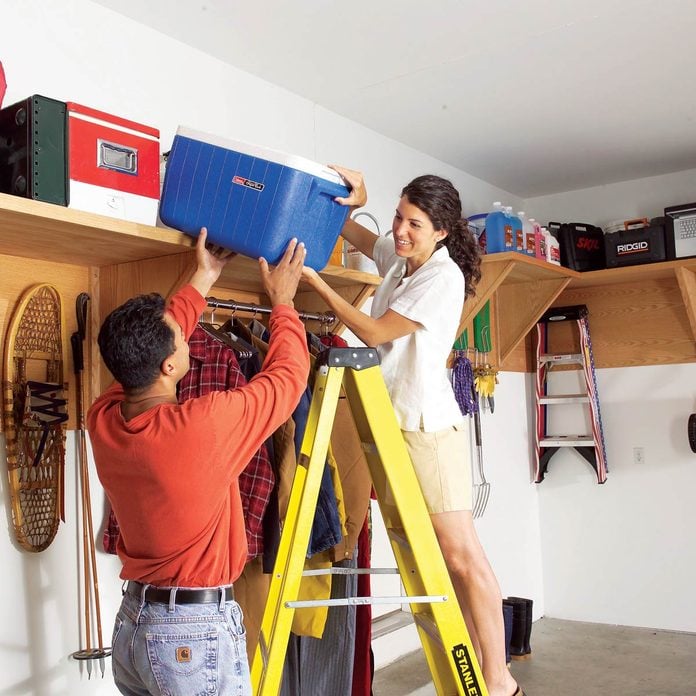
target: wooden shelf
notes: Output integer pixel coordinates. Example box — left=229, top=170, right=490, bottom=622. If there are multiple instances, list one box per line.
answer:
left=2, top=193, right=694, bottom=380
left=0, top=192, right=381, bottom=295
left=459, top=253, right=574, bottom=364
left=457, top=252, right=696, bottom=370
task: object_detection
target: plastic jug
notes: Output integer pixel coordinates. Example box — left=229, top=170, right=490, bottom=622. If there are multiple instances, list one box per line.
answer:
left=485, top=202, right=511, bottom=253
left=530, top=219, right=545, bottom=259
left=518, top=211, right=536, bottom=257
left=544, top=227, right=561, bottom=265
left=506, top=207, right=524, bottom=254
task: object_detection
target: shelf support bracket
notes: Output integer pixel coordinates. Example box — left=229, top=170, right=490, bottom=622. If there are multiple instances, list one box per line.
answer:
left=675, top=266, right=696, bottom=344
left=497, top=277, right=571, bottom=364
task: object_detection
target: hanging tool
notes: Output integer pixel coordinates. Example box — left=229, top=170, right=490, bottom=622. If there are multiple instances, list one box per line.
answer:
left=533, top=304, right=608, bottom=483
left=70, top=293, right=111, bottom=677
left=471, top=401, right=490, bottom=519
left=473, top=302, right=498, bottom=412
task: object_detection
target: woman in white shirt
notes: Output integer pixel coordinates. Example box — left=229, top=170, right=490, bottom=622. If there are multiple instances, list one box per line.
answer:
left=301, top=166, right=523, bottom=696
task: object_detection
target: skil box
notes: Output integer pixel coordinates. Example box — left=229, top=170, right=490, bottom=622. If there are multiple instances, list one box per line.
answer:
left=67, top=102, right=160, bottom=224
left=604, top=224, right=666, bottom=267
left=159, top=127, right=350, bottom=271
left=0, top=95, right=69, bottom=205
left=550, top=221, right=606, bottom=271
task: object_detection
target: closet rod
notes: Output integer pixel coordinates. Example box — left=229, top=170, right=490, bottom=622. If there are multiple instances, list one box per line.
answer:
left=206, top=296, right=336, bottom=324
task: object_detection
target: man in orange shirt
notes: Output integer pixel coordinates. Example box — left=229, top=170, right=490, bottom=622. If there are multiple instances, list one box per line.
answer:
left=88, top=228, right=310, bottom=696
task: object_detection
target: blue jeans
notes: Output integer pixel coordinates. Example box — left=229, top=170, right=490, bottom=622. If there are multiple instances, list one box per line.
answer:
left=112, top=584, right=250, bottom=696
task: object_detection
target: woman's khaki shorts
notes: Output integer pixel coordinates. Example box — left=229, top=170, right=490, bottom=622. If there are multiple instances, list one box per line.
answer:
left=401, top=421, right=472, bottom=514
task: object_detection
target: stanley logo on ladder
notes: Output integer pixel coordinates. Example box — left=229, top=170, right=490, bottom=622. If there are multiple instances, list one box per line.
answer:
left=534, top=305, right=608, bottom=484
left=252, top=347, right=488, bottom=696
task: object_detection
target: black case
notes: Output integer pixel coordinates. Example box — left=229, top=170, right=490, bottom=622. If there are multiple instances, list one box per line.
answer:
left=663, top=203, right=696, bottom=260
left=604, top=225, right=666, bottom=267
left=549, top=221, right=606, bottom=271
left=0, top=95, right=68, bottom=205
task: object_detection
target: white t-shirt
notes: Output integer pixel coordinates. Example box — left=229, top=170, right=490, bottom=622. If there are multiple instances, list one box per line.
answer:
left=371, top=235, right=465, bottom=432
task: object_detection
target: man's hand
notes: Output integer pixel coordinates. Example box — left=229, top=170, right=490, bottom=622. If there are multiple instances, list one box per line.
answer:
left=259, top=238, right=306, bottom=308
left=329, top=164, right=367, bottom=209
left=189, top=227, right=237, bottom=298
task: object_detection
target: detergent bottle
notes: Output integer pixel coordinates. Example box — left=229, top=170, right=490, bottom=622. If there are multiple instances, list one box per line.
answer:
left=519, top=211, right=536, bottom=257
left=543, top=227, right=561, bottom=265
left=506, top=207, right=524, bottom=254
left=530, top=218, right=545, bottom=259
left=484, top=202, right=509, bottom=253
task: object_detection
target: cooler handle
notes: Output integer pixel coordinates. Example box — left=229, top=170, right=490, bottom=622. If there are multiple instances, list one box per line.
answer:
left=623, top=218, right=649, bottom=230
left=97, top=138, right=139, bottom=176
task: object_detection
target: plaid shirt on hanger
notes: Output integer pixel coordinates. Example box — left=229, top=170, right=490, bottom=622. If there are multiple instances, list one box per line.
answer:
left=178, top=326, right=274, bottom=560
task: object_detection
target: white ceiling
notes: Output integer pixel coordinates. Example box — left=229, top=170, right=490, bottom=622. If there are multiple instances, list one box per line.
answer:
left=94, top=0, right=696, bottom=198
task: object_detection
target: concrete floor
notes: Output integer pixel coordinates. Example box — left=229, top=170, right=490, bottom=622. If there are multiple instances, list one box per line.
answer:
left=373, top=617, right=696, bottom=696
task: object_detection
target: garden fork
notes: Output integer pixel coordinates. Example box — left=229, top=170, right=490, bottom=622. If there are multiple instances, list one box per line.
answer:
left=472, top=408, right=490, bottom=519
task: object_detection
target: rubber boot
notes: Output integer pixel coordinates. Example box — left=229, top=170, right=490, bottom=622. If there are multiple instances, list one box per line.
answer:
left=507, top=596, right=533, bottom=657
left=506, top=597, right=530, bottom=660
left=502, top=600, right=514, bottom=666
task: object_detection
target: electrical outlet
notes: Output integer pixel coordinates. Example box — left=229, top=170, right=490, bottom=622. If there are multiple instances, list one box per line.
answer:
left=633, top=447, right=645, bottom=465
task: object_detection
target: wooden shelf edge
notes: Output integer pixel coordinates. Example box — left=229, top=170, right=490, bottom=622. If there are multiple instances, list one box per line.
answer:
left=0, top=193, right=380, bottom=291
left=675, top=266, right=696, bottom=343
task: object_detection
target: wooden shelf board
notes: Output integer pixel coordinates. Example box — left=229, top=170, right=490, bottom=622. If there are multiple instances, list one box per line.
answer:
left=0, top=193, right=381, bottom=293
left=567, top=259, right=696, bottom=288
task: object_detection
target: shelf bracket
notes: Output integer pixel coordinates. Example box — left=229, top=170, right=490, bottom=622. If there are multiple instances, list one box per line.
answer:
left=675, top=266, right=696, bottom=344
left=497, top=277, right=571, bottom=364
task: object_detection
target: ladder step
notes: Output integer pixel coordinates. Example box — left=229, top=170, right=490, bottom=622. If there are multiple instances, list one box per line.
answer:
left=286, top=595, right=448, bottom=609
left=387, top=527, right=411, bottom=550
left=541, top=435, right=595, bottom=447
left=538, top=393, right=589, bottom=405
left=539, top=353, right=584, bottom=365
left=413, top=613, right=444, bottom=649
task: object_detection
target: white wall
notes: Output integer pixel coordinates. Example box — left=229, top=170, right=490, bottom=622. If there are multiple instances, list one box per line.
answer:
left=525, top=178, right=696, bottom=633
left=525, top=167, right=696, bottom=229
left=1, top=1, right=541, bottom=692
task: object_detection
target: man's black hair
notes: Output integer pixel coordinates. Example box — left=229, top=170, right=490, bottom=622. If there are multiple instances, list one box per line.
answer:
left=97, top=293, right=175, bottom=391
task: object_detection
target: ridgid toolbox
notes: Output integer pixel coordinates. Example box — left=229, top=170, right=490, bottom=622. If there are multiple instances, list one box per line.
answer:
left=0, top=95, right=160, bottom=223
left=159, top=127, right=350, bottom=271
left=604, top=219, right=666, bottom=267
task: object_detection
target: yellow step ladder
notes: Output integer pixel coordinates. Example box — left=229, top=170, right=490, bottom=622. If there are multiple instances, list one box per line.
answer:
left=251, top=347, right=488, bottom=696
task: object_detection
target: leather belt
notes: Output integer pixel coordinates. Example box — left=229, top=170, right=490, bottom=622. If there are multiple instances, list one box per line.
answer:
left=126, top=581, right=234, bottom=604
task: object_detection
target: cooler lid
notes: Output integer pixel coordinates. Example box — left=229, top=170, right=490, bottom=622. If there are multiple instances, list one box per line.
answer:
left=67, top=102, right=160, bottom=139
left=175, top=126, right=345, bottom=186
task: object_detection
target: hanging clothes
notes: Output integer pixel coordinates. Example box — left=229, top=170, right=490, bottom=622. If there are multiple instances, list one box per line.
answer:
left=178, top=325, right=274, bottom=560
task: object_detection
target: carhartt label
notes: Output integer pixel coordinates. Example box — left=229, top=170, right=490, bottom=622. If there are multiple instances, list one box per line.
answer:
left=176, top=646, right=192, bottom=663
left=617, top=241, right=649, bottom=254
left=232, top=175, right=264, bottom=192
left=451, top=643, right=483, bottom=695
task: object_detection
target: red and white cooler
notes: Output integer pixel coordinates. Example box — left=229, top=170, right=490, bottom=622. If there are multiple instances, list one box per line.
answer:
left=66, top=102, right=160, bottom=225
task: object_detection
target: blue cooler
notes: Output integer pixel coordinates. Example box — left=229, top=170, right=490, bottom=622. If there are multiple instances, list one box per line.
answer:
left=159, top=127, right=350, bottom=270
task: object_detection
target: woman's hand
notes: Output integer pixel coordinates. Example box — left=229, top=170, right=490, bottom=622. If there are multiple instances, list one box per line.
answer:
left=301, top=265, right=321, bottom=288
left=330, top=165, right=367, bottom=209
left=259, top=238, right=306, bottom=308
